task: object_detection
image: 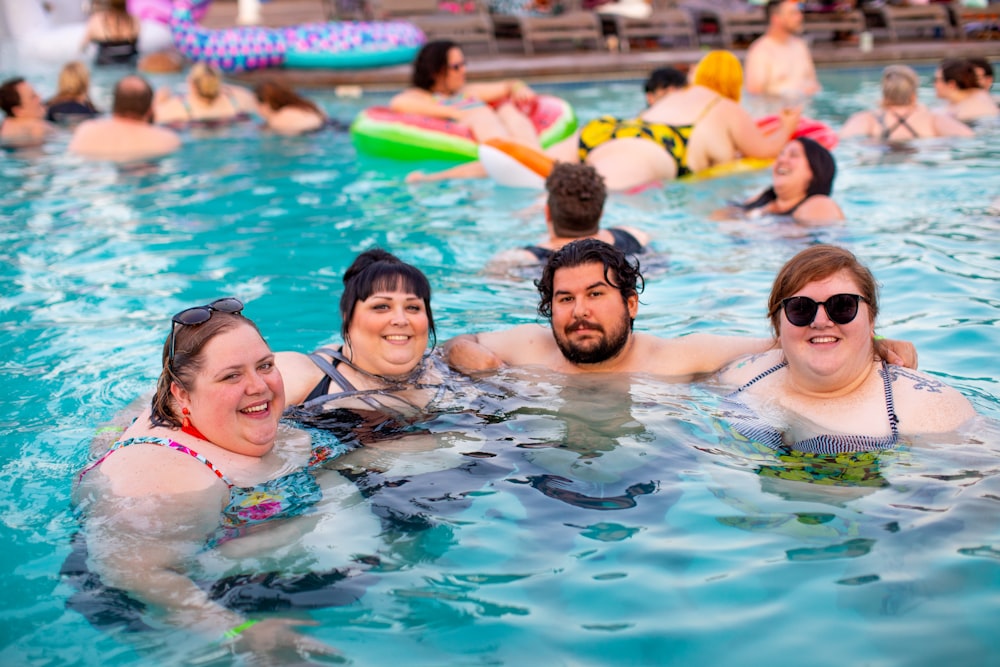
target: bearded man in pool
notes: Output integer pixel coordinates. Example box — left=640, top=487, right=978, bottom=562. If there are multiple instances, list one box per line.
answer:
left=444, top=239, right=916, bottom=376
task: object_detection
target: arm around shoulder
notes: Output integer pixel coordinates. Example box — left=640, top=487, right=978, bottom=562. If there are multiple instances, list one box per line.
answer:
left=443, top=334, right=505, bottom=373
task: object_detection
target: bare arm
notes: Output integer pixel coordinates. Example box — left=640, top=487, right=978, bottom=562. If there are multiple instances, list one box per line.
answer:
left=464, top=80, right=536, bottom=105
left=792, top=196, right=845, bottom=225
left=743, top=43, right=769, bottom=97
left=275, top=350, right=324, bottom=406
left=839, top=110, right=873, bottom=138
left=443, top=333, right=506, bottom=373
left=932, top=113, right=975, bottom=138
left=652, top=334, right=776, bottom=376
left=730, top=105, right=801, bottom=159
left=389, top=88, right=462, bottom=121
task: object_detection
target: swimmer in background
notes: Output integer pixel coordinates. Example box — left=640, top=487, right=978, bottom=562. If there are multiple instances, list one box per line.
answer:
left=254, top=80, right=326, bottom=136
left=153, top=63, right=258, bottom=126
left=0, top=77, right=56, bottom=147
left=840, top=65, right=973, bottom=141
left=488, top=162, right=650, bottom=271
left=744, top=0, right=822, bottom=101
left=69, top=75, right=181, bottom=161
left=715, top=137, right=844, bottom=225
left=933, top=58, right=999, bottom=123
left=45, top=62, right=100, bottom=125
left=82, top=0, right=141, bottom=67
left=395, top=40, right=542, bottom=183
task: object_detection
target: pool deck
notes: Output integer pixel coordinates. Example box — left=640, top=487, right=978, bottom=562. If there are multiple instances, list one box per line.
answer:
left=203, top=0, right=1000, bottom=90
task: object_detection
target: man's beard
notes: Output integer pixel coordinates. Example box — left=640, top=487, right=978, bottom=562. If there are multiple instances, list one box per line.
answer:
left=554, top=315, right=631, bottom=365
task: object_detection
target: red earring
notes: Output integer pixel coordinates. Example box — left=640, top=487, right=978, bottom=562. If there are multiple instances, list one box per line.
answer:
left=181, top=407, right=191, bottom=428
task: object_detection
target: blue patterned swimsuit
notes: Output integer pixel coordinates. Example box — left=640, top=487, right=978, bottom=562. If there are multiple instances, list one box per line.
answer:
left=721, top=360, right=900, bottom=455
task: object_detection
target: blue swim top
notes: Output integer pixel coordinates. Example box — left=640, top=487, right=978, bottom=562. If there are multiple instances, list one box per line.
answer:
left=78, top=436, right=337, bottom=535
left=721, top=359, right=900, bottom=455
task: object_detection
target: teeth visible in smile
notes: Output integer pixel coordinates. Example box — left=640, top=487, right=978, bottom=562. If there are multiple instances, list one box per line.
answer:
left=242, top=403, right=267, bottom=414
left=385, top=335, right=409, bottom=341
left=810, top=336, right=837, bottom=344
left=776, top=167, right=789, bottom=175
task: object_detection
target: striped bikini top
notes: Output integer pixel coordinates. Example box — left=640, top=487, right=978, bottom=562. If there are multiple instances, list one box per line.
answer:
left=721, top=360, right=900, bottom=455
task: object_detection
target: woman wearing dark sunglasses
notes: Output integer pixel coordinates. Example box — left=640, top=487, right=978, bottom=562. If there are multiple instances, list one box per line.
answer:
left=718, top=245, right=974, bottom=454
left=73, top=300, right=356, bottom=659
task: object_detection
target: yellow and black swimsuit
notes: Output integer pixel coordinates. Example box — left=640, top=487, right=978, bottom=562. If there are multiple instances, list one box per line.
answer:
left=577, top=97, right=721, bottom=178
left=578, top=116, right=695, bottom=176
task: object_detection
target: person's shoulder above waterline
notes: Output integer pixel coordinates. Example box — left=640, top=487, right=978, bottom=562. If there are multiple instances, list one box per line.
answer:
left=69, top=117, right=181, bottom=161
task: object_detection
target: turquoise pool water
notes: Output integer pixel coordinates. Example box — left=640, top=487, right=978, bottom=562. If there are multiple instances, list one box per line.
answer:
left=1, top=65, right=998, bottom=665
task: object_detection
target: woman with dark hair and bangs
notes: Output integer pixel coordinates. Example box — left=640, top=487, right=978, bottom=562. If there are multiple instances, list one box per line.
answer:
left=277, top=249, right=449, bottom=419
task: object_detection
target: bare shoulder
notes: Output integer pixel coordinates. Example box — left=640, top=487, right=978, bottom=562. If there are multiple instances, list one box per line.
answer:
left=716, top=349, right=783, bottom=387
left=794, top=196, right=844, bottom=225
left=888, top=366, right=976, bottom=433
left=478, top=323, right=554, bottom=363
left=97, top=435, right=225, bottom=498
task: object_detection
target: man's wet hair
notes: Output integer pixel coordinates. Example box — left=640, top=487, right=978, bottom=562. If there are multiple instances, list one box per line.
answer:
left=536, top=238, right=644, bottom=328
left=545, top=162, right=607, bottom=237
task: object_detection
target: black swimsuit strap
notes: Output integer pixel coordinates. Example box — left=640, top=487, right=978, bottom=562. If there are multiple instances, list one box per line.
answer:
left=877, top=109, right=919, bottom=140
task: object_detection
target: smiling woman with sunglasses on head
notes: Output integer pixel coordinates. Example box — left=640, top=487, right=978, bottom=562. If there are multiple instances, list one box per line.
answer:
left=72, top=299, right=347, bottom=659
left=717, top=245, right=975, bottom=454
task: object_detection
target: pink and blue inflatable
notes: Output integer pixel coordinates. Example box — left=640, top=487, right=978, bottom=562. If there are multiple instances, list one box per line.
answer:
left=169, top=0, right=425, bottom=72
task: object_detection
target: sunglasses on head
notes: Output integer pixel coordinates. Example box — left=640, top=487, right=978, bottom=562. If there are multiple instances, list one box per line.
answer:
left=168, top=297, right=244, bottom=364
left=779, top=294, right=867, bottom=327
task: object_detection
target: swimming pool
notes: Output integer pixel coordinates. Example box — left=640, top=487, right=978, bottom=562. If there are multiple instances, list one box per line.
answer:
left=1, top=64, right=998, bottom=666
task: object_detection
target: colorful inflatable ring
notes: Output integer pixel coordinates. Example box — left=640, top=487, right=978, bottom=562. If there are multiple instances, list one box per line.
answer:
left=350, top=95, right=578, bottom=163
left=171, top=0, right=425, bottom=72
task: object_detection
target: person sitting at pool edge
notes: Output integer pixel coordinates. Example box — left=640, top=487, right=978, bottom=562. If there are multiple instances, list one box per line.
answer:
left=489, top=162, right=650, bottom=270
left=840, top=64, right=973, bottom=141
left=718, top=244, right=975, bottom=454
left=0, top=77, right=56, bottom=147
left=396, top=40, right=542, bottom=183
left=73, top=299, right=340, bottom=659
left=718, top=136, right=844, bottom=225
left=69, top=75, right=181, bottom=161
left=445, top=239, right=917, bottom=377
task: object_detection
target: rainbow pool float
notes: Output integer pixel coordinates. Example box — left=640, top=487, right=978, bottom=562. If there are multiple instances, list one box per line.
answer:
left=169, top=0, right=425, bottom=72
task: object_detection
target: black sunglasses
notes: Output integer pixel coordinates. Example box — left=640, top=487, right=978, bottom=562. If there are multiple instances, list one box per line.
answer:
left=168, top=297, right=244, bottom=364
left=779, top=294, right=867, bottom=327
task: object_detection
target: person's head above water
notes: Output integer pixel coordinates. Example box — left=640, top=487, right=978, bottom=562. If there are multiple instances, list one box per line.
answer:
left=692, top=50, right=743, bottom=102
left=189, top=62, right=223, bottom=102
left=411, top=39, right=462, bottom=92
left=880, top=64, right=920, bottom=106
left=644, top=66, right=688, bottom=105
left=340, top=248, right=437, bottom=348
left=792, top=136, right=836, bottom=198
left=150, top=298, right=271, bottom=428
left=112, top=75, right=154, bottom=121
left=545, top=162, right=608, bottom=238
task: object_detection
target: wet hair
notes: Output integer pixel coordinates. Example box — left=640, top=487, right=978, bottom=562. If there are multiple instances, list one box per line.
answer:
left=339, top=248, right=436, bottom=347
left=940, top=58, right=980, bottom=90
left=107, top=0, right=129, bottom=13
left=545, top=162, right=607, bottom=237
left=112, top=75, right=154, bottom=120
left=742, top=137, right=837, bottom=210
left=536, top=238, right=645, bottom=329
left=190, top=63, right=222, bottom=102
left=881, top=64, right=919, bottom=106
left=767, top=245, right=887, bottom=358
left=967, top=57, right=993, bottom=80
left=254, top=79, right=322, bottom=115
left=150, top=310, right=264, bottom=428
left=692, top=50, right=743, bottom=102
left=0, top=77, right=25, bottom=116
left=411, top=40, right=457, bottom=91
left=644, top=67, right=687, bottom=94
left=49, top=62, right=91, bottom=105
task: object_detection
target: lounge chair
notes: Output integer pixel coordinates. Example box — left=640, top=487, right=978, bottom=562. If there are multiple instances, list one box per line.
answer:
left=680, top=1, right=767, bottom=49
left=370, top=0, right=499, bottom=54
left=491, top=0, right=605, bottom=55
left=600, top=0, right=699, bottom=53
left=947, top=2, right=1000, bottom=40
left=801, top=7, right=865, bottom=44
left=862, top=3, right=956, bottom=43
